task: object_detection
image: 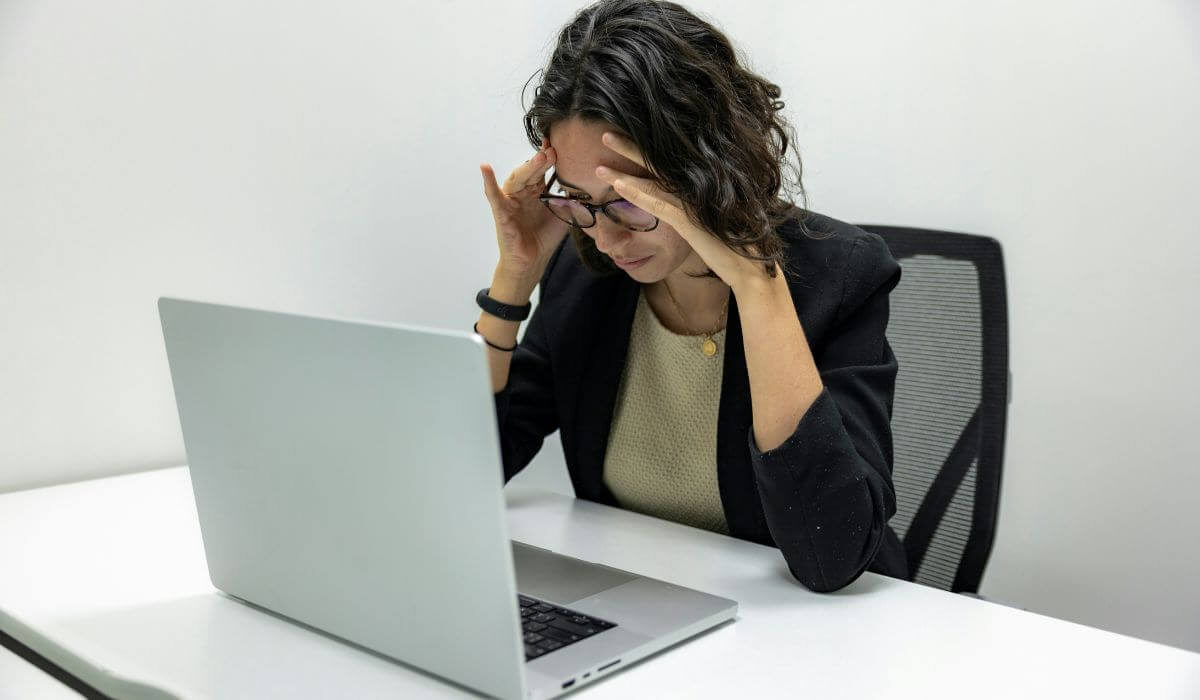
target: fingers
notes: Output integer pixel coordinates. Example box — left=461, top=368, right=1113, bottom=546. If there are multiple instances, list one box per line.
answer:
left=596, top=165, right=682, bottom=213
left=600, top=131, right=645, bottom=169
left=608, top=174, right=663, bottom=219
left=503, top=147, right=554, bottom=196
left=480, top=164, right=506, bottom=215
left=481, top=139, right=556, bottom=212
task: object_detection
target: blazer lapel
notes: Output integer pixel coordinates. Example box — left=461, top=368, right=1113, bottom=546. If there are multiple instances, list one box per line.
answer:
left=569, top=274, right=639, bottom=505
left=716, top=296, right=773, bottom=543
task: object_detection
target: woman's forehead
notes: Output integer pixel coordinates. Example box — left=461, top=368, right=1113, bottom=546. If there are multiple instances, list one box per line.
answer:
left=549, top=120, right=650, bottom=194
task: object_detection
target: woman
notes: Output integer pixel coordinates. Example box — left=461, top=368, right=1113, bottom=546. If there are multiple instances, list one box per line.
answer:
left=475, top=0, right=907, bottom=592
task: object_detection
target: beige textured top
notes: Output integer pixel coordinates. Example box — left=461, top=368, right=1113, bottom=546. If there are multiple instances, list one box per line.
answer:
left=602, top=289, right=730, bottom=535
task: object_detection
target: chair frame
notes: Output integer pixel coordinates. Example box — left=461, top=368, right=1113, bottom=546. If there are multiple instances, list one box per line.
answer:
left=858, top=224, right=1010, bottom=593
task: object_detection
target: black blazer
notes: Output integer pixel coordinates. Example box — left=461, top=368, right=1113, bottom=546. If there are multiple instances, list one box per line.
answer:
left=494, top=209, right=908, bottom=592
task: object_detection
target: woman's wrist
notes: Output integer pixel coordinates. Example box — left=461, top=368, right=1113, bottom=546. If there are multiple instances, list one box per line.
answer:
left=729, top=261, right=785, bottom=299
left=489, top=264, right=540, bottom=305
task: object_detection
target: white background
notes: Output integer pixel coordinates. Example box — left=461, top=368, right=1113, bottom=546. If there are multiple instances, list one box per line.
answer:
left=2, top=0, right=1197, bottom=654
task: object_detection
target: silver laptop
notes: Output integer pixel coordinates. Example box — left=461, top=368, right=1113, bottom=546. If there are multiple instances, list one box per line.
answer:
left=158, top=297, right=737, bottom=699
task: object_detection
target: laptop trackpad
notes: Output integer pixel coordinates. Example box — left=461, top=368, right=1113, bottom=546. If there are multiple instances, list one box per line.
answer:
left=511, top=541, right=638, bottom=605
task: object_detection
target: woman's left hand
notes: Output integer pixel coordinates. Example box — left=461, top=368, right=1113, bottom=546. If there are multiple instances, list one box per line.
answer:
left=595, top=131, right=774, bottom=290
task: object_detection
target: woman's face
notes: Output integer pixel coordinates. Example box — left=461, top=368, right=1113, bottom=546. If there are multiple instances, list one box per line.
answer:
left=547, top=117, right=701, bottom=283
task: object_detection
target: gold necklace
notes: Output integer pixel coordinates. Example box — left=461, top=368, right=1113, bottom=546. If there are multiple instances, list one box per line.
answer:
left=660, top=280, right=729, bottom=358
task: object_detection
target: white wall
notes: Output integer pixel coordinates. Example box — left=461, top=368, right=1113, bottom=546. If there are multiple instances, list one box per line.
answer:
left=2, top=0, right=1197, bottom=653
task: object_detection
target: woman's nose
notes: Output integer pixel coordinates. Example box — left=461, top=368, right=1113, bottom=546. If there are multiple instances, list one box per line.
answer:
left=591, top=219, right=630, bottom=254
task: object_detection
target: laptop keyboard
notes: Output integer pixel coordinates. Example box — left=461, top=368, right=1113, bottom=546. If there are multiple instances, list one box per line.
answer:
left=518, top=594, right=617, bottom=660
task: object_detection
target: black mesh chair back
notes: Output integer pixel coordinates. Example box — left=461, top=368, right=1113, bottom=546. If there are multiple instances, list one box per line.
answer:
left=858, top=225, right=1010, bottom=593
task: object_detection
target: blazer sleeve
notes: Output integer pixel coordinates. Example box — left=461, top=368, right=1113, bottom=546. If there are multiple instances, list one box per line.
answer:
left=492, top=243, right=566, bottom=484
left=747, top=233, right=902, bottom=592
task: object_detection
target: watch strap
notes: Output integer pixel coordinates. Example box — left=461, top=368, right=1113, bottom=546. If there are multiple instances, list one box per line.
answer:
left=476, top=287, right=531, bottom=322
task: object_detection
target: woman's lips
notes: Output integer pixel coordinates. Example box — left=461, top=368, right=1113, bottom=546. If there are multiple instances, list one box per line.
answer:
left=614, top=255, right=652, bottom=269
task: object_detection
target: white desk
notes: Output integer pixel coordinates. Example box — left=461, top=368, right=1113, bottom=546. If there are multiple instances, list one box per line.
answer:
left=0, top=642, right=83, bottom=699
left=2, top=467, right=1199, bottom=699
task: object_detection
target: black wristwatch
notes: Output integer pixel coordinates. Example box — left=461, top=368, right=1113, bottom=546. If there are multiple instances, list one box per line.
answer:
left=476, top=288, right=532, bottom=322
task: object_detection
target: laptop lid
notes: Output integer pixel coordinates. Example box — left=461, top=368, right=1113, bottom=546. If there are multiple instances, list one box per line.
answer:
left=158, top=297, right=527, bottom=699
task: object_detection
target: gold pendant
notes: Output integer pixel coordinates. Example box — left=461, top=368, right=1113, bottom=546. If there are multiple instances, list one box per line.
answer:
left=702, top=337, right=718, bottom=357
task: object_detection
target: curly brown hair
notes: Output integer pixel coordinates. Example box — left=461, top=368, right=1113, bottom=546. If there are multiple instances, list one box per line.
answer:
left=522, top=0, right=821, bottom=279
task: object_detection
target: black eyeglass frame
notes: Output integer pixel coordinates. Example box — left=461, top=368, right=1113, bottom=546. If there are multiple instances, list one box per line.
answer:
left=537, top=171, right=660, bottom=232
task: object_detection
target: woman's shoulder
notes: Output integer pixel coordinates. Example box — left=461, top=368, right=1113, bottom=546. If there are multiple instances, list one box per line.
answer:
left=776, top=207, right=899, bottom=300
left=773, top=207, right=901, bottom=337
left=777, top=207, right=892, bottom=265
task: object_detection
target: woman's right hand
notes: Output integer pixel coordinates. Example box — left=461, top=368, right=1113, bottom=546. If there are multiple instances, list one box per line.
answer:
left=479, top=137, right=568, bottom=286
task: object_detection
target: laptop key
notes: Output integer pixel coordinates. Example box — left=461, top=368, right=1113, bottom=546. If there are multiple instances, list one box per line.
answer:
left=525, top=644, right=546, bottom=659
left=533, top=603, right=554, bottom=612
left=524, top=632, right=545, bottom=644
left=541, top=626, right=581, bottom=643
left=548, top=618, right=599, bottom=637
left=531, top=613, right=555, bottom=623
left=524, top=622, right=547, bottom=632
left=535, top=638, right=564, bottom=651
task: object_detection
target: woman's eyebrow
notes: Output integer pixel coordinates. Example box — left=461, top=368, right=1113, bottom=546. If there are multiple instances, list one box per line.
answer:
left=555, top=175, right=615, bottom=198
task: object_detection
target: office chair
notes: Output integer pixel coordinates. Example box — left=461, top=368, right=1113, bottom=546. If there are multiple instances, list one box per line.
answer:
left=857, top=225, right=1010, bottom=594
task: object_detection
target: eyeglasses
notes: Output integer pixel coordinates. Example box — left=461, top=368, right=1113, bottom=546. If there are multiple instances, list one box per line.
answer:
left=538, top=171, right=659, bottom=232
